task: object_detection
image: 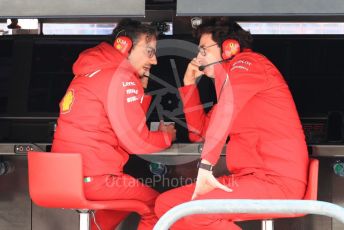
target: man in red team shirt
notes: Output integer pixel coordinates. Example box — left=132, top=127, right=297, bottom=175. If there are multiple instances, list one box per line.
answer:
left=52, top=19, right=176, bottom=230
left=155, top=18, right=309, bottom=229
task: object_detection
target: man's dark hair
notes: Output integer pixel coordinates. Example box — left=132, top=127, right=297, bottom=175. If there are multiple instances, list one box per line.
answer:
left=109, top=18, right=158, bottom=47
left=194, top=17, right=253, bottom=50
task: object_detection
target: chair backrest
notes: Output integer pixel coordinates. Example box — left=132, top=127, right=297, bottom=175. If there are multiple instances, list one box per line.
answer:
left=28, top=151, right=88, bottom=209
left=233, top=158, right=320, bottom=221
left=303, top=158, right=319, bottom=200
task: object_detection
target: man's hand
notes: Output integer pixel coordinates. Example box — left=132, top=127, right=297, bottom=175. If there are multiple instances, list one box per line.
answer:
left=191, top=160, right=232, bottom=200
left=158, top=121, right=177, bottom=141
left=141, top=76, right=149, bottom=89
left=184, top=58, right=204, bottom=86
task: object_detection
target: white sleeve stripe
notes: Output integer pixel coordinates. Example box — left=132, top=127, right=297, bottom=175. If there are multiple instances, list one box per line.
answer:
left=88, top=69, right=101, bottom=78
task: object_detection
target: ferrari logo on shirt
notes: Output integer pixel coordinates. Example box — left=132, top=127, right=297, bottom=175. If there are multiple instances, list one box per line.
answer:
left=60, top=89, right=74, bottom=114
left=115, top=44, right=122, bottom=50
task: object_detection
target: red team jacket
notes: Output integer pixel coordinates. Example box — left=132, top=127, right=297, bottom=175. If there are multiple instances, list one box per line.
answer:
left=179, top=50, right=309, bottom=184
left=52, top=42, right=172, bottom=176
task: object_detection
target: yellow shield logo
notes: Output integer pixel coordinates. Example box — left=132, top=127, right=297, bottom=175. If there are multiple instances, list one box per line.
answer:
left=60, top=89, right=74, bottom=114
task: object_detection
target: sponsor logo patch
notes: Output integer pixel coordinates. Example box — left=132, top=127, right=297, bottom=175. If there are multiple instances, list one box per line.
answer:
left=60, top=89, right=75, bottom=114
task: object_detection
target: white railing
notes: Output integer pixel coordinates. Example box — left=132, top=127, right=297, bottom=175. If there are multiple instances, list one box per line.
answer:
left=153, top=199, right=344, bottom=230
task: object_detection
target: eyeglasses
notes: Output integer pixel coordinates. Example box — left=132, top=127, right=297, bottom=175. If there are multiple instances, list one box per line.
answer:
left=146, top=46, right=156, bottom=58
left=198, top=43, right=218, bottom=56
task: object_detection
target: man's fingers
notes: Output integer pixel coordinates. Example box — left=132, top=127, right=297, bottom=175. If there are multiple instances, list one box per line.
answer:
left=191, top=182, right=201, bottom=200
left=191, top=59, right=200, bottom=66
left=210, top=177, right=233, bottom=192
left=218, top=183, right=233, bottom=192
left=191, top=192, right=198, bottom=200
left=158, top=120, right=165, bottom=129
left=190, top=58, right=201, bottom=68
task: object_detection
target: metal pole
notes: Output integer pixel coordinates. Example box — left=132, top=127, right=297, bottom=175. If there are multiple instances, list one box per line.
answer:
left=79, top=212, right=90, bottom=230
left=153, top=199, right=344, bottom=230
left=262, top=220, right=274, bottom=230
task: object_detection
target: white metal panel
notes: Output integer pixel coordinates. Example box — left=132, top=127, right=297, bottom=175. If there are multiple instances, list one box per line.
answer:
left=0, top=0, right=145, bottom=18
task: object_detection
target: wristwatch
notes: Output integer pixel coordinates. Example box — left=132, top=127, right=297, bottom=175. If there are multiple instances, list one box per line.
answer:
left=197, top=161, right=214, bottom=171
